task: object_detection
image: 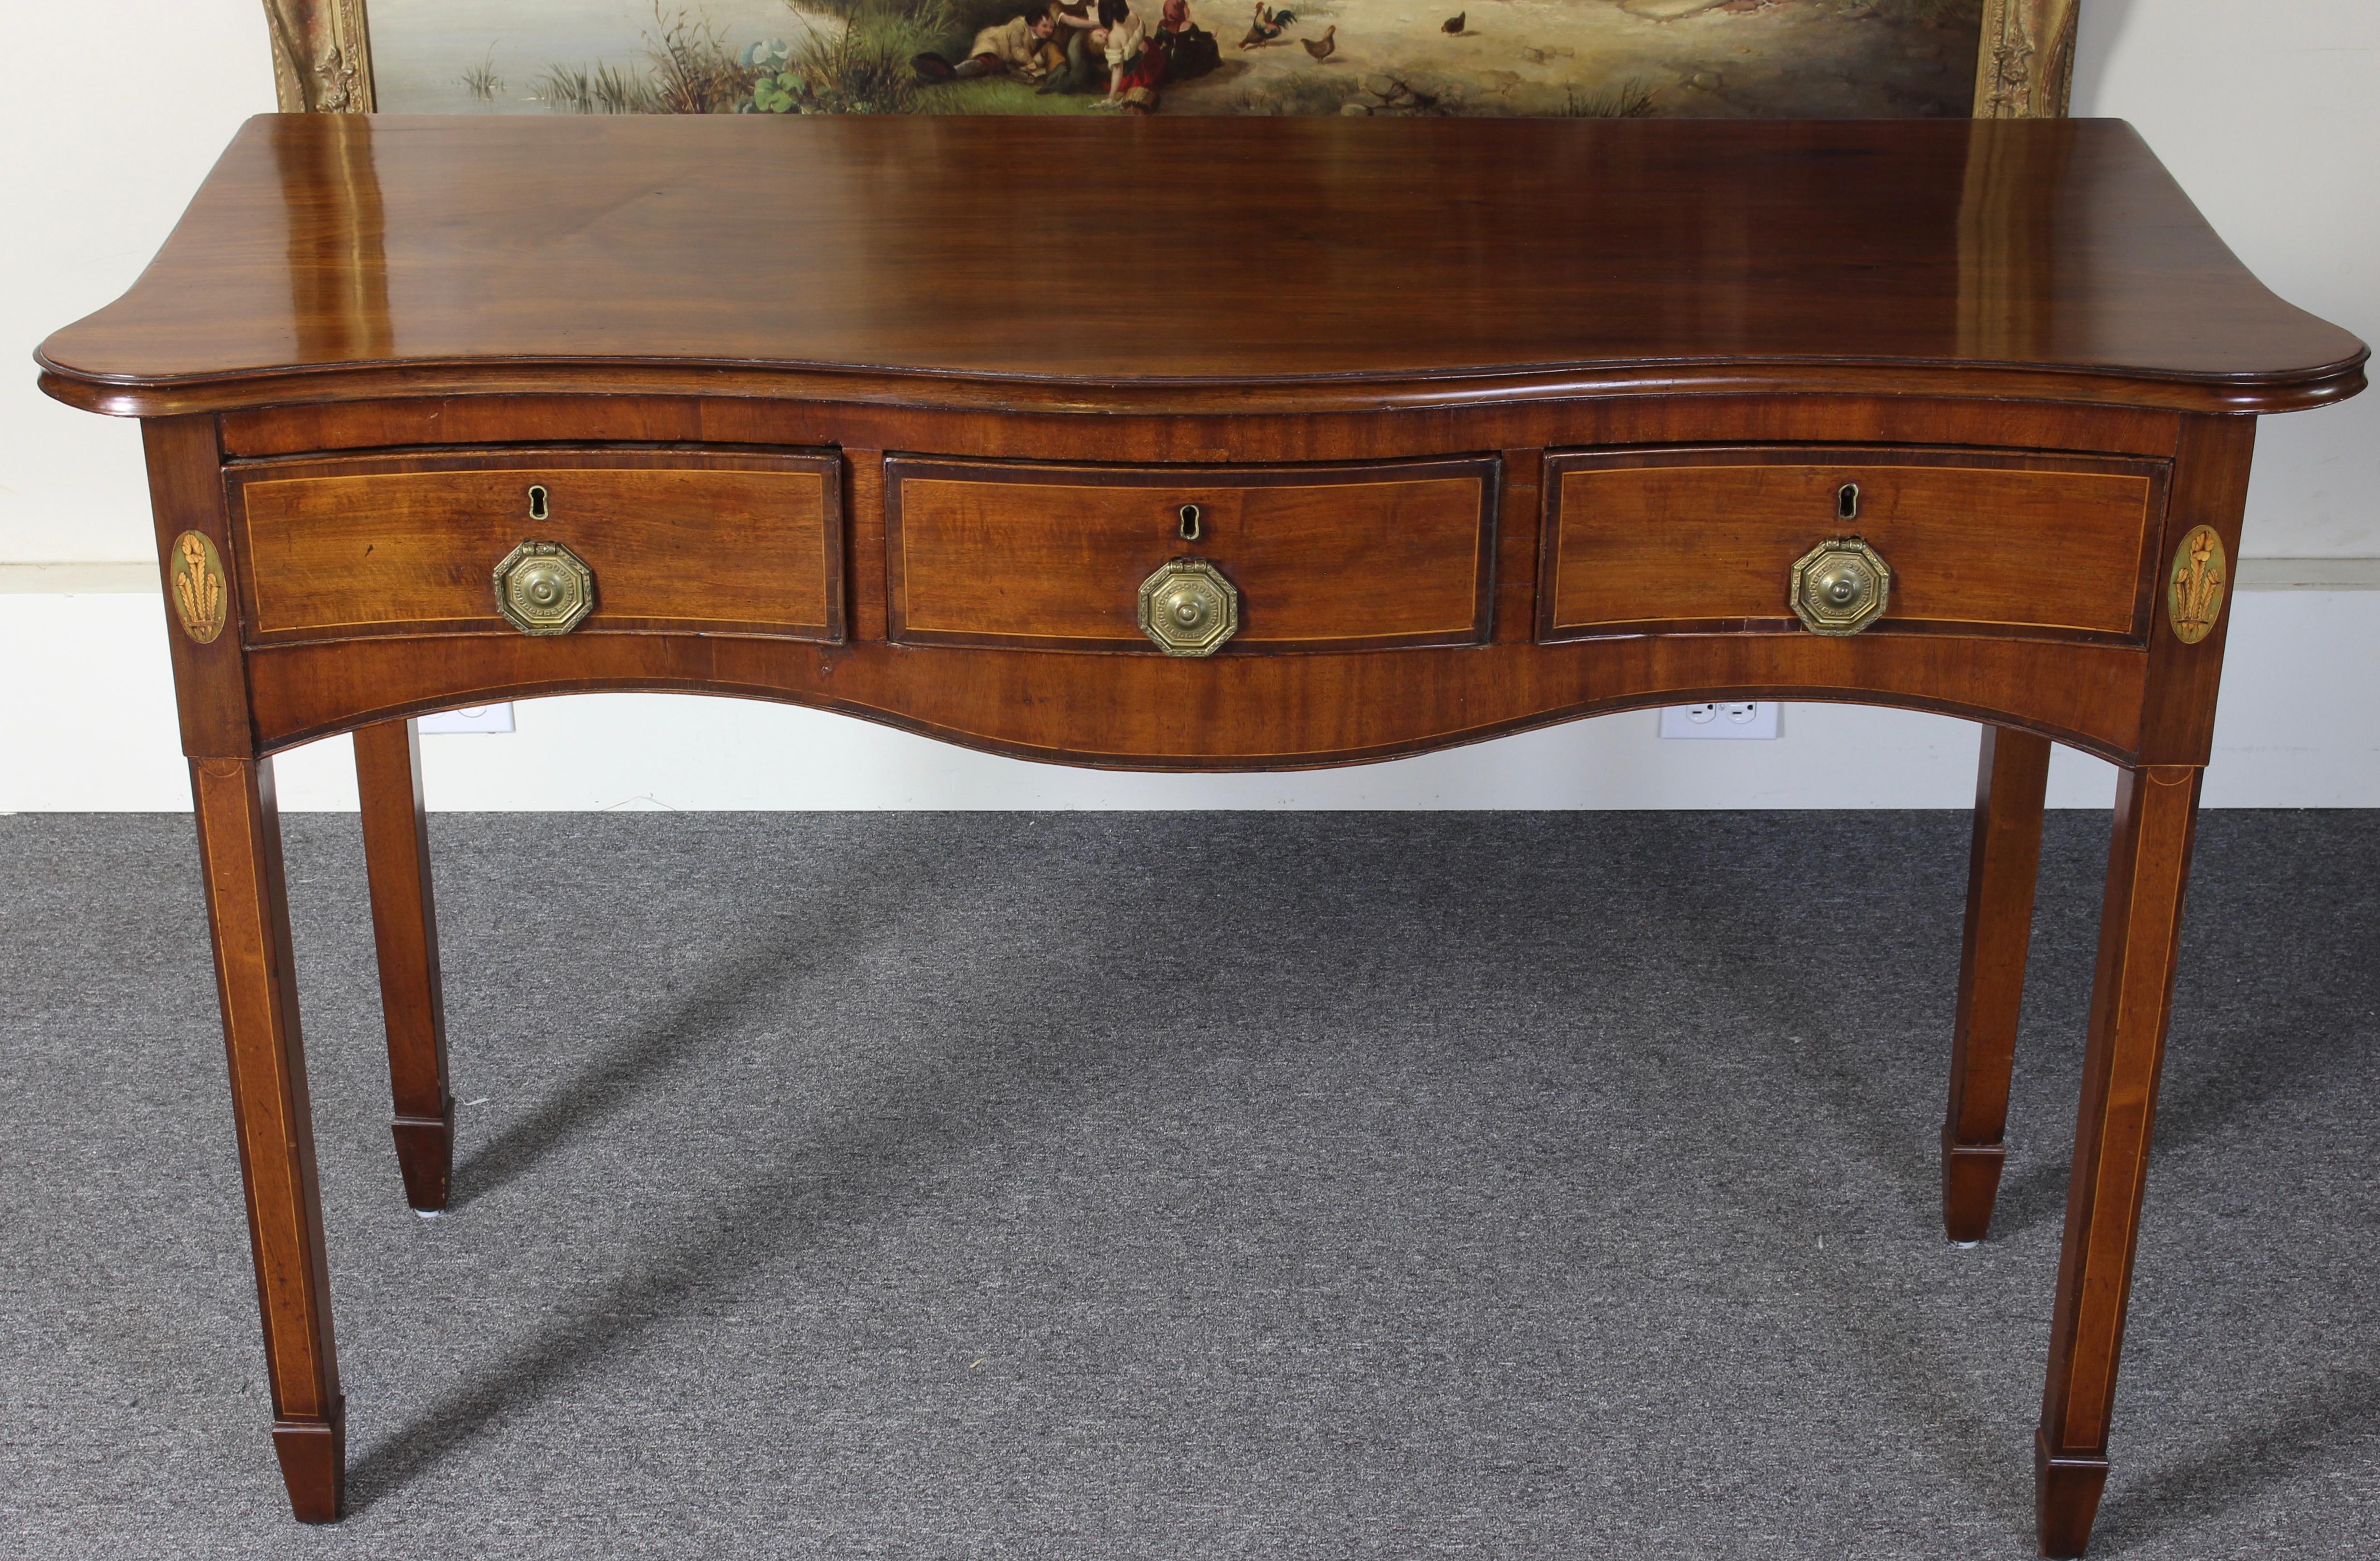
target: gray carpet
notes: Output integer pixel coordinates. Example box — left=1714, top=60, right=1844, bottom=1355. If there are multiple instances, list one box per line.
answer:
left=1, top=811, right=2374, bottom=1560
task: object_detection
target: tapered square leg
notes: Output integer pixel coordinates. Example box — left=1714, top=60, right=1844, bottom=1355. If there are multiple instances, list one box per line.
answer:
left=191, top=756, right=346, bottom=1522
left=1943, top=724, right=2053, bottom=1242
left=355, top=718, right=455, bottom=1212
left=2034, top=764, right=2203, bottom=1558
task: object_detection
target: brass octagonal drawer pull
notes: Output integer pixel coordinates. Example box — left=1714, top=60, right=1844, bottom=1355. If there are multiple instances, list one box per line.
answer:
left=1137, top=558, right=1239, bottom=657
left=493, top=539, right=596, bottom=635
left=1789, top=537, right=1891, bottom=636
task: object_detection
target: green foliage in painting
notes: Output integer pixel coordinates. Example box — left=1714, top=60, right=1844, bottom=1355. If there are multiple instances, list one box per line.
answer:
left=386, top=0, right=1990, bottom=122
left=1561, top=79, right=1658, bottom=119
left=534, top=60, right=663, bottom=114
left=731, top=3, right=943, bottom=116
left=460, top=47, right=503, bottom=101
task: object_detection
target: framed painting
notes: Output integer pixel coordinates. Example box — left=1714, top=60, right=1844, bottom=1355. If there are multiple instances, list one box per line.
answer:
left=266, top=0, right=2076, bottom=121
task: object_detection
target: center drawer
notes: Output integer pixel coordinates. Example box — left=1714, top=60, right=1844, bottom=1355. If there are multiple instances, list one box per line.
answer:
left=884, top=457, right=1500, bottom=653
left=227, top=446, right=844, bottom=647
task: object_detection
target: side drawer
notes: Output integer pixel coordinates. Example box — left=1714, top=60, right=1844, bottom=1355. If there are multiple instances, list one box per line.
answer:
left=227, top=447, right=843, bottom=646
left=885, top=456, right=1500, bottom=653
left=1537, top=447, right=2169, bottom=645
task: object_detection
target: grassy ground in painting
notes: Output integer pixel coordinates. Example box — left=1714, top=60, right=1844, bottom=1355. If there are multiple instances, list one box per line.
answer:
left=915, top=0, right=1980, bottom=118
left=388, top=0, right=1980, bottom=119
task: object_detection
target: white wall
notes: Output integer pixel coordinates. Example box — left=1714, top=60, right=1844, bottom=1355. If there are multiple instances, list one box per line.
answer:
left=2074, top=0, right=2380, bottom=557
left=1, top=1, right=275, bottom=568
left=1, top=0, right=2373, bottom=811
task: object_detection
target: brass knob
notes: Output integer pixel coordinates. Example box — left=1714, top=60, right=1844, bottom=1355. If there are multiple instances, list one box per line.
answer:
left=1137, top=559, right=1239, bottom=657
left=492, top=540, right=595, bottom=636
left=1789, top=537, right=1891, bottom=636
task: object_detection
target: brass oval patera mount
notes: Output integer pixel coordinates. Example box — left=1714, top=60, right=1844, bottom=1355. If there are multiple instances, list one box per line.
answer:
left=168, top=529, right=229, bottom=644
left=1137, top=558, right=1239, bottom=657
left=2167, top=523, right=2228, bottom=645
left=493, top=539, right=596, bottom=636
left=1789, top=537, right=1892, bottom=636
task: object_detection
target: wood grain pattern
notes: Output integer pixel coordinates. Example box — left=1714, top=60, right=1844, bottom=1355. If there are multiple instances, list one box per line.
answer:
left=886, top=458, right=1497, bottom=653
left=1942, top=724, right=2053, bottom=1243
left=1493, top=448, right=1546, bottom=649
left=190, top=755, right=344, bottom=1522
left=354, top=718, right=453, bottom=1213
left=2036, top=764, right=2205, bottom=1557
left=145, top=418, right=255, bottom=758
left=2135, top=416, right=2259, bottom=766
left=228, top=448, right=842, bottom=645
left=843, top=449, right=890, bottom=644
left=34, top=116, right=2367, bottom=420
left=214, top=392, right=2190, bottom=467
left=238, top=627, right=2155, bottom=768
left=1540, top=449, right=2164, bottom=643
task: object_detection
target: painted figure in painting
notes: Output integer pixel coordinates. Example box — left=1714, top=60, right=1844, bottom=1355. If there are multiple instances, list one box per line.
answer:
left=360, top=0, right=2032, bottom=121
left=910, top=0, right=1216, bottom=105
left=909, top=9, right=1063, bottom=83
left=1039, top=1, right=1105, bottom=94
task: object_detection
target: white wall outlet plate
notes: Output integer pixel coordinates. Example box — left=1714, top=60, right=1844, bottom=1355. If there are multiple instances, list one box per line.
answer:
left=1659, top=702, right=1781, bottom=740
left=417, top=704, right=515, bottom=735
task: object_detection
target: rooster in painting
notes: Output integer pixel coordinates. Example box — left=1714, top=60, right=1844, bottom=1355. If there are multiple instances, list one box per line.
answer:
left=1302, top=24, right=1336, bottom=60
left=1240, top=2, right=1296, bottom=48
left=1442, top=13, right=1466, bottom=33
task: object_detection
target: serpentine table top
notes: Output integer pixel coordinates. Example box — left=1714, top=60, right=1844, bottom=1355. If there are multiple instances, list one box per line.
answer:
left=37, top=114, right=2366, bottom=418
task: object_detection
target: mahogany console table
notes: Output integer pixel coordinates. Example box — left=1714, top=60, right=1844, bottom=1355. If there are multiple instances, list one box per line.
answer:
left=36, top=114, right=2366, bottom=1554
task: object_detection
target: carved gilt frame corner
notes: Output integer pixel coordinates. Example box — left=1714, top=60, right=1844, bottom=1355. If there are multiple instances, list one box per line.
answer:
left=1976, top=0, right=2081, bottom=119
left=265, top=0, right=376, bottom=113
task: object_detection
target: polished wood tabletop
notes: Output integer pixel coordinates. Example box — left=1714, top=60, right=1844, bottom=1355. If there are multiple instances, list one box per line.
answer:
left=37, top=114, right=2367, bottom=417
left=31, top=112, right=2368, bottom=1558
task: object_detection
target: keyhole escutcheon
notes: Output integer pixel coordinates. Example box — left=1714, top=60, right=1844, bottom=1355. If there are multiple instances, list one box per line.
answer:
left=1179, top=504, right=1202, bottom=542
left=1837, top=483, right=1860, bottom=522
left=528, top=485, right=550, bottom=522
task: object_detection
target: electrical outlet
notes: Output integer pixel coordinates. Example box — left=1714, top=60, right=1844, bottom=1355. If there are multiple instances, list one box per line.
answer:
left=1659, top=702, right=1781, bottom=740
left=417, top=704, right=515, bottom=734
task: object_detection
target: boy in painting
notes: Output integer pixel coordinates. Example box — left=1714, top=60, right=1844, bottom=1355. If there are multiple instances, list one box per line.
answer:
left=1035, top=0, right=1105, bottom=95
left=912, top=11, right=1062, bottom=84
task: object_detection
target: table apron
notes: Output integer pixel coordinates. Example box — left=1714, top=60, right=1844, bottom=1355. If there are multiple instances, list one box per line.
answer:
left=236, top=633, right=2152, bottom=770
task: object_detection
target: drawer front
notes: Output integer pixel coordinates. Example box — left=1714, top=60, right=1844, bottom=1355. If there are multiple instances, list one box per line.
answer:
left=1538, top=448, right=2168, bottom=645
left=885, top=457, right=1500, bottom=653
left=228, top=448, right=843, bottom=646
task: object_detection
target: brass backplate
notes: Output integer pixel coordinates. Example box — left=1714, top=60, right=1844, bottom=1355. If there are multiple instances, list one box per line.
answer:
left=1137, top=559, right=1240, bottom=657
left=168, top=530, right=230, bottom=644
left=1789, top=537, right=1892, bottom=636
left=493, top=539, right=596, bottom=636
left=2166, top=524, right=2227, bottom=645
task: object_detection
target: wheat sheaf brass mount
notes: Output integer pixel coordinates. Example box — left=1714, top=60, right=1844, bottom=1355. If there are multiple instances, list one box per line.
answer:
left=1138, top=558, right=1239, bottom=657
left=1789, top=537, right=1892, bottom=636
left=492, top=539, right=595, bottom=636
left=168, top=530, right=230, bottom=644
left=2167, top=524, right=2227, bottom=645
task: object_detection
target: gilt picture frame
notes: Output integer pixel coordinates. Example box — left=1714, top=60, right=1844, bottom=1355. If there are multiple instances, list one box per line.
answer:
left=266, top=1, right=2076, bottom=122
left=265, top=0, right=378, bottom=112
left=1975, top=0, right=2077, bottom=118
